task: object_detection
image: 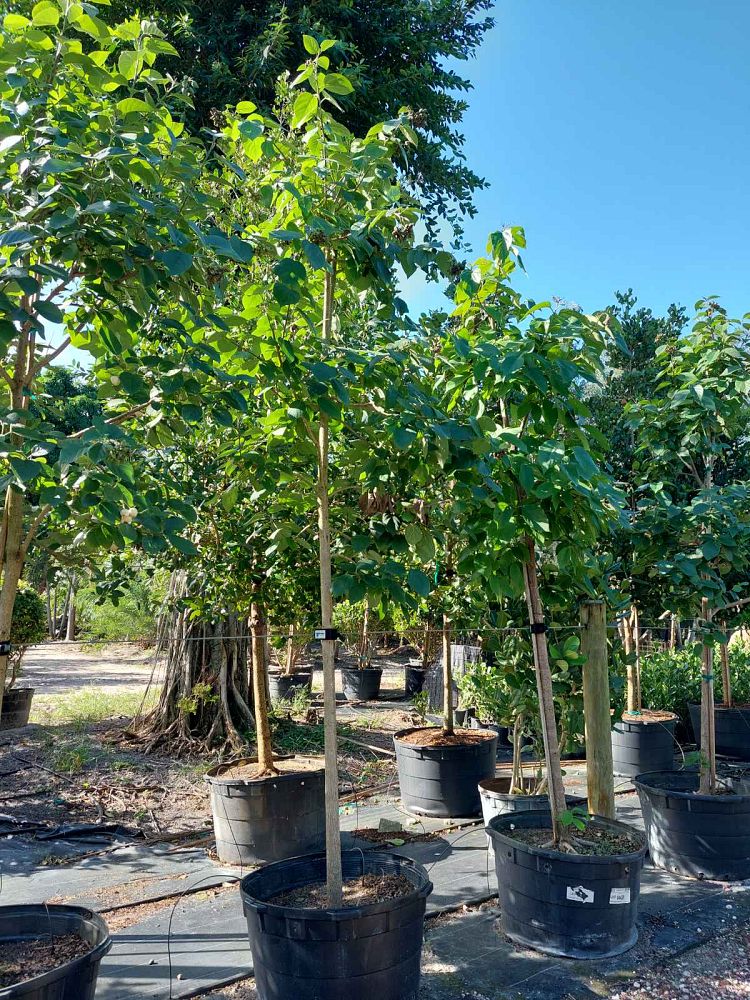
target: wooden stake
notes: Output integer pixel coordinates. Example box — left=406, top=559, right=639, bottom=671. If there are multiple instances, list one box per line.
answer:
left=581, top=601, right=615, bottom=819
left=250, top=601, right=275, bottom=774
left=623, top=609, right=636, bottom=713
left=284, top=624, right=294, bottom=676
left=522, top=537, right=567, bottom=843
left=316, top=260, right=342, bottom=906
left=632, top=604, right=642, bottom=710
left=442, top=615, right=453, bottom=734
left=720, top=621, right=732, bottom=707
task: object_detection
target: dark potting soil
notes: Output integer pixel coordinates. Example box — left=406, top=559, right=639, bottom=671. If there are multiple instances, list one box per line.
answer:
left=507, top=825, right=645, bottom=857
left=397, top=727, right=495, bottom=748
left=269, top=873, right=414, bottom=909
left=214, top=755, right=324, bottom=781
left=0, top=932, right=90, bottom=988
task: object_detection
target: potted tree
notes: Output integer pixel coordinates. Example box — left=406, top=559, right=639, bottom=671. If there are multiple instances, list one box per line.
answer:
left=436, top=233, right=646, bottom=959
left=0, top=583, right=46, bottom=730
left=629, top=300, right=750, bottom=880
left=339, top=598, right=383, bottom=702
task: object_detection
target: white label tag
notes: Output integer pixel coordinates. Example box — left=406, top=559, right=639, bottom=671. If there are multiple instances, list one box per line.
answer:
left=610, top=887, right=631, bottom=904
left=566, top=885, right=594, bottom=904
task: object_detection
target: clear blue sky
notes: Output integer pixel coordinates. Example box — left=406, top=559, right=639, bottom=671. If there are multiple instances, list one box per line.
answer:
left=403, top=0, right=750, bottom=322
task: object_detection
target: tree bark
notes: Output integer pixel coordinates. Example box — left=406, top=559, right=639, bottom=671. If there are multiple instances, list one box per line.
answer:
left=0, top=488, right=25, bottom=717
left=522, top=536, right=567, bottom=843
left=250, top=601, right=275, bottom=773
left=720, top=622, right=732, bottom=707
left=581, top=601, right=615, bottom=819
left=623, top=609, right=636, bottom=713
left=65, top=589, right=76, bottom=642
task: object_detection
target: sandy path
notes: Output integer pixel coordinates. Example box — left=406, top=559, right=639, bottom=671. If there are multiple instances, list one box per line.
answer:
left=17, top=642, right=163, bottom=695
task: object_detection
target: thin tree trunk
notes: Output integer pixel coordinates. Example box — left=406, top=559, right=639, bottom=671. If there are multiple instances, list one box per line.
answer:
left=623, top=609, right=636, bottom=712
left=66, top=586, right=76, bottom=642
left=46, top=585, right=53, bottom=639
left=670, top=614, right=678, bottom=650
left=421, top=622, right=431, bottom=669
left=511, top=713, right=524, bottom=793
left=284, top=624, right=295, bottom=675
left=0, top=488, right=25, bottom=717
left=699, top=596, right=716, bottom=794
left=442, top=615, right=453, bottom=734
left=632, top=604, right=642, bottom=710
left=250, top=601, right=275, bottom=773
left=522, top=536, right=567, bottom=844
left=315, top=258, right=342, bottom=906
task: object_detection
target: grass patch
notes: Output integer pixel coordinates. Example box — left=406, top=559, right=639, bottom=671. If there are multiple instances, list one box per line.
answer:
left=30, top=687, right=157, bottom=728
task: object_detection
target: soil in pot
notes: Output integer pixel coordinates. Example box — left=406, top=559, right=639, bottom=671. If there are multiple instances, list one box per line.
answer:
left=479, top=776, right=587, bottom=859
left=205, top=755, right=325, bottom=865
left=634, top=769, right=750, bottom=881
left=0, top=904, right=111, bottom=1000
left=341, top=666, right=382, bottom=702
left=611, top=709, right=677, bottom=778
left=488, top=811, right=646, bottom=959
left=689, top=703, right=750, bottom=760
left=0, top=687, right=34, bottom=731
left=394, top=726, right=497, bottom=818
left=241, top=850, right=432, bottom=1000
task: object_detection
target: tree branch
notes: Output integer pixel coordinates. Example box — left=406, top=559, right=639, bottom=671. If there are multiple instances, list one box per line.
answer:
left=29, top=337, right=71, bottom=379
left=21, top=504, right=51, bottom=559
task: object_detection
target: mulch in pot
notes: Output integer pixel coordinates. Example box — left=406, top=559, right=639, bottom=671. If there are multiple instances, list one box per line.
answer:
left=508, top=824, right=645, bottom=857
left=0, top=932, right=90, bottom=988
left=620, top=709, right=678, bottom=723
left=268, top=872, right=414, bottom=909
left=396, top=727, right=496, bottom=748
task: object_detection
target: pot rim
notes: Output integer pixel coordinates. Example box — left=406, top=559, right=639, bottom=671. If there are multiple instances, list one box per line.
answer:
left=617, top=710, right=678, bottom=725
left=205, top=754, right=325, bottom=787
left=341, top=665, right=383, bottom=674
left=240, top=850, right=432, bottom=921
left=0, top=904, right=111, bottom=997
left=634, top=769, right=750, bottom=803
left=487, top=809, right=647, bottom=864
left=478, top=777, right=586, bottom=803
left=393, top=725, right=496, bottom=749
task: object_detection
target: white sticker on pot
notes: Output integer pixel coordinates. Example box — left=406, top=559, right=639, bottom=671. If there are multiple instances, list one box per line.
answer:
left=566, top=885, right=594, bottom=903
left=610, top=887, right=631, bottom=905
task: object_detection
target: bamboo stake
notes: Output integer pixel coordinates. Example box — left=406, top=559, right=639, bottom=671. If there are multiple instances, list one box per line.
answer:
left=522, top=537, right=567, bottom=843
left=580, top=601, right=615, bottom=819
left=442, top=616, right=453, bottom=733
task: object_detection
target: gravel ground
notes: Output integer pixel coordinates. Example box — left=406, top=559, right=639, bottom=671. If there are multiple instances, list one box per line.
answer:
left=609, top=924, right=750, bottom=999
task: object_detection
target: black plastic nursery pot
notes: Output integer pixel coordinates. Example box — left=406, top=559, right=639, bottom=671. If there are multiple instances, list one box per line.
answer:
left=240, top=850, right=432, bottom=1000
left=0, top=904, right=111, bottom=999
left=478, top=776, right=586, bottom=824
left=0, top=687, right=34, bottom=731
left=404, top=665, right=425, bottom=697
left=205, top=756, right=325, bottom=865
left=611, top=713, right=677, bottom=778
left=689, top=703, right=750, bottom=760
left=487, top=811, right=646, bottom=959
left=267, top=672, right=312, bottom=703
left=394, top=727, right=497, bottom=817
left=341, top=666, right=382, bottom=702
left=634, top=769, right=750, bottom=881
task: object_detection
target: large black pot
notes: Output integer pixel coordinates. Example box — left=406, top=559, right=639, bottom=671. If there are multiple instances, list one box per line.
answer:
left=479, top=776, right=586, bottom=824
left=394, top=727, right=497, bottom=817
left=240, top=850, right=432, bottom=1000
left=487, top=811, right=646, bottom=959
left=0, top=904, right=111, bottom=999
left=404, top=665, right=425, bottom=698
left=634, top=769, right=750, bottom=881
left=0, top=687, right=34, bottom=731
left=268, top=672, right=312, bottom=703
left=341, top=667, right=382, bottom=702
left=205, top=756, right=325, bottom=865
left=611, top=716, right=676, bottom=777
left=689, top=703, right=750, bottom=760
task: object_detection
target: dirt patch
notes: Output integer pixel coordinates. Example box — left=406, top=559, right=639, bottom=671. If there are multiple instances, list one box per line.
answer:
left=396, top=727, right=496, bottom=748
left=353, top=827, right=436, bottom=845
left=269, top=872, right=414, bottom=909
left=102, top=883, right=236, bottom=931
left=0, top=932, right=91, bottom=988
left=211, top=755, right=324, bottom=781
left=621, top=709, right=678, bottom=724
left=508, top=823, right=645, bottom=857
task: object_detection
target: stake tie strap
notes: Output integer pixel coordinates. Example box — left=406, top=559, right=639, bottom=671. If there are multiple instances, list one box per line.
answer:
left=0, top=641, right=11, bottom=656
left=530, top=622, right=548, bottom=635
left=702, top=674, right=714, bottom=683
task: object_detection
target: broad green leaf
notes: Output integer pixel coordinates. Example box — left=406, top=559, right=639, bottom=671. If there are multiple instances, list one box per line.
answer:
left=117, top=97, right=152, bottom=115
left=157, top=250, right=193, bottom=275
left=302, top=34, right=319, bottom=54
left=118, top=50, right=141, bottom=80
left=407, top=568, right=431, bottom=597
left=291, top=92, right=318, bottom=129
left=31, top=1, right=59, bottom=26
left=324, top=73, right=354, bottom=96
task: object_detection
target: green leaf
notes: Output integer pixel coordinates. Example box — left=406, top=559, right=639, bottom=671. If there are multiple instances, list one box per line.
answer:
left=74, top=12, right=110, bottom=40
left=291, top=92, right=318, bottom=129
left=179, top=404, right=202, bottom=422
left=0, top=228, right=35, bottom=248
left=407, top=568, right=431, bottom=597
left=302, top=34, right=319, bottom=54
left=31, top=1, right=59, bottom=26
left=324, top=73, right=354, bottom=96
left=157, top=250, right=193, bottom=275
left=117, top=50, right=141, bottom=80
left=9, top=457, right=44, bottom=483
left=36, top=299, right=65, bottom=324
left=117, top=97, right=151, bottom=115
left=171, top=535, right=198, bottom=556
left=301, top=240, right=326, bottom=270
left=3, top=14, right=30, bottom=31
left=0, top=135, right=23, bottom=154
left=393, top=426, right=416, bottom=449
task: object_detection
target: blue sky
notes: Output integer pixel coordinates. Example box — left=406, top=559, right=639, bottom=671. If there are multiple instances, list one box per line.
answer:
left=403, top=0, right=750, bottom=323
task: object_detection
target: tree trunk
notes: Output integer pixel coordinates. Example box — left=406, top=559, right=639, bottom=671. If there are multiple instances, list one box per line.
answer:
left=442, top=615, right=453, bottom=734
left=315, top=258, right=342, bottom=906
left=699, top=597, right=717, bottom=794
left=511, top=713, right=524, bottom=793
left=0, top=488, right=26, bottom=718
left=139, top=600, right=252, bottom=752
left=66, top=592, right=76, bottom=642
left=284, top=624, right=295, bottom=675
left=250, top=601, right=275, bottom=773
left=581, top=601, right=615, bottom=819
left=46, top=585, right=53, bottom=639
left=632, top=604, right=642, bottom=709
left=623, top=609, right=636, bottom=712
left=522, top=536, right=567, bottom=844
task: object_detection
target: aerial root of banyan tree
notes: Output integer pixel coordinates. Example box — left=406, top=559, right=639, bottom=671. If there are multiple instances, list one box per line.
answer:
left=134, top=606, right=254, bottom=755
